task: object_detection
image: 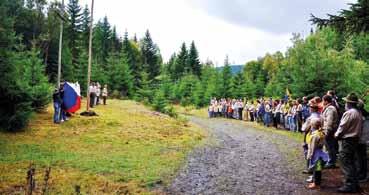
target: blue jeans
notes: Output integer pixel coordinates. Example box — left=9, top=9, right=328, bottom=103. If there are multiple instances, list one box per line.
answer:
left=53, top=102, right=61, bottom=123
left=288, top=116, right=295, bottom=131
left=264, top=112, right=271, bottom=126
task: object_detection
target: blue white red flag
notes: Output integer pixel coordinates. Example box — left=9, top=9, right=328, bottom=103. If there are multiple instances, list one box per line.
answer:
left=63, top=82, right=81, bottom=113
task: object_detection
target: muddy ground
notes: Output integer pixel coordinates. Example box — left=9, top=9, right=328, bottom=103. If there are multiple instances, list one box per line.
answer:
left=166, top=117, right=369, bottom=195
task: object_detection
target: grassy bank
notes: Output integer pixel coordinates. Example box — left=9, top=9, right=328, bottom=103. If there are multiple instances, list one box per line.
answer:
left=0, top=100, right=206, bottom=194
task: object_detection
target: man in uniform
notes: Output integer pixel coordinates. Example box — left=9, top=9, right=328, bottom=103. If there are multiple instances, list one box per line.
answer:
left=335, top=93, right=363, bottom=193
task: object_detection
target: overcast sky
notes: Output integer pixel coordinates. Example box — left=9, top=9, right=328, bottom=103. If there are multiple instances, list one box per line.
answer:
left=74, top=0, right=354, bottom=66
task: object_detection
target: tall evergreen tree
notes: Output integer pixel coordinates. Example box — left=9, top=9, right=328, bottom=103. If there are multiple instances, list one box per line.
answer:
left=141, top=30, right=161, bottom=81
left=174, top=42, right=188, bottom=79
left=122, top=31, right=142, bottom=90
left=220, top=55, right=233, bottom=97
left=81, top=4, right=90, bottom=50
left=187, top=41, right=201, bottom=77
left=107, top=54, right=133, bottom=97
left=66, top=0, right=83, bottom=66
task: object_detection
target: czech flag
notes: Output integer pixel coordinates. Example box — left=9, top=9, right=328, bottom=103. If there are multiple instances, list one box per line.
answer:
left=63, top=82, right=81, bottom=113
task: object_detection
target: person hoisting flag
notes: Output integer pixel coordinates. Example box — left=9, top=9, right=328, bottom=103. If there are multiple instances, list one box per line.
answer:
left=63, top=82, right=81, bottom=113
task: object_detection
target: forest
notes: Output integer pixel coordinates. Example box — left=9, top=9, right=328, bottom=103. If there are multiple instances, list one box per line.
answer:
left=1, top=0, right=369, bottom=131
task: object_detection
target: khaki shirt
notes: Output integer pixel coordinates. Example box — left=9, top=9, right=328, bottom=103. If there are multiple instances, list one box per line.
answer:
left=335, top=108, right=363, bottom=139
left=322, top=105, right=338, bottom=135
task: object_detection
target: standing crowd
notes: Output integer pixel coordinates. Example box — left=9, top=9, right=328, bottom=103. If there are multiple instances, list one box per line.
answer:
left=208, top=90, right=369, bottom=193
left=88, top=82, right=109, bottom=107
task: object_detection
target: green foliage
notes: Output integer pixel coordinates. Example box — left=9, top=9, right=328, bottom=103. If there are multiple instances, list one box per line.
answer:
left=152, top=90, right=168, bottom=112
left=311, top=0, right=369, bottom=34
left=107, top=54, right=133, bottom=98
left=141, top=30, right=162, bottom=81
left=20, top=47, right=52, bottom=111
left=187, top=41, right=202, bottom=77
left=219, top=56, right=233, bottom=97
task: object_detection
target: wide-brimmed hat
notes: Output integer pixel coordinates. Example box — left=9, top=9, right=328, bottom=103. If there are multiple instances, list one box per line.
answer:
left=342, top=93, right=359, bottom=104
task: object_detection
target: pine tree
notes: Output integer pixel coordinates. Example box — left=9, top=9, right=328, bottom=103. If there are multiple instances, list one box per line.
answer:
left=166, top=53, right=177, bottom=80
left=231, top=72, right=245, bottom=98
left=0, top=0, right=33, bottom=131
left=111, top=26, right=121, bottom=52
left=141, top=30, right=161, bottom=81
left=66, top=0, right=83, bottom=66
left=136, top=71, right=152, bottom=103
left=21, top=46, right=52, bottom=111
left=107, top=54, right=133, bottom=98
left=122, top=30, right=142, bottom=90
left=220, top=55, right=233, bottom=97
left=81, top=4, right=90, bottom=50
left=187, top=41, right=202, bottom=77
left=174, top=42, right=188, bottom=79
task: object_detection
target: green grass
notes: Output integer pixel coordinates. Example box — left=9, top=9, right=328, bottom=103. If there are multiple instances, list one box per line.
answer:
left=173, top=105, right=208, bottom=118
left=0, top=100, right=206, bottom=194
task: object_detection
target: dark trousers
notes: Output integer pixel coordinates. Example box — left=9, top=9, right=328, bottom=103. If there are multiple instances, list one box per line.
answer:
left=339, top=138, right=360, bottom=189
left=297, top=111, right=303, bottom=132
left=356, top=143, right=367, bottom=180
left=238, top=108, right=243, bottom=120
left=325, top=135, right=338, bottom=165
left=250, top=112, right=254, bottom=122
left=103, top=96, right=107, bottom=105
left=90, top=93, right=96, bottom=108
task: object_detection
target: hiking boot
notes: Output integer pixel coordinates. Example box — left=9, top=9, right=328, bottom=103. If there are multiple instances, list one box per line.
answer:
left=337, top=186, right=360, bottom=193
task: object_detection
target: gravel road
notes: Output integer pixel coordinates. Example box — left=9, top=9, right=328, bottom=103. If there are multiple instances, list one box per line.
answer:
left=166, top=117, right=308, bottom=195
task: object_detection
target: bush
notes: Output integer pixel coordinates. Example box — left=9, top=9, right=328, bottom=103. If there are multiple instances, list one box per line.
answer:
left=152, top=90, right=167, bottom=112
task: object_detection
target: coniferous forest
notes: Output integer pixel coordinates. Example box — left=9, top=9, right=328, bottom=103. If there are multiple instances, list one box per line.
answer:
left=1, top=0, right=369, bottom=131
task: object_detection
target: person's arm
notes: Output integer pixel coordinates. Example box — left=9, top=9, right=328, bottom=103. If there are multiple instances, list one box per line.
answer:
left=324, top=108, right=334, bottom=135
left=335, top=112, right=350, bottom=138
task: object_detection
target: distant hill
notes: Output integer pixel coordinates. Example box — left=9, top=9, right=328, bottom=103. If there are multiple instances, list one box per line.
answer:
left=216, top=65, right=244, bottom=74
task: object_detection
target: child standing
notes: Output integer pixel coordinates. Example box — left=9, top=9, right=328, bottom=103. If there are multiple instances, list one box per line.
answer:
left=306, top=118, right=329, bottom=189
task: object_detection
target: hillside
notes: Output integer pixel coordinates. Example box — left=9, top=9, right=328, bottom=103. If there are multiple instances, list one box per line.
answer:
left=216, top=65, right=244, bottom=74
left=0, top=100, right=206, bottom=194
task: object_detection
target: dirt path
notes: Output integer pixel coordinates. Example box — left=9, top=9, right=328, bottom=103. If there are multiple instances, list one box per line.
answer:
left=166, top=117, right=307, bottom=195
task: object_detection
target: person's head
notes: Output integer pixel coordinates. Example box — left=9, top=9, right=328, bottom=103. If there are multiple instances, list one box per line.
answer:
left=297, top=98, right=302, bottom=104
left=311, top=118, right=322, bottom=130
left=314, top=96, right=322, bottom=103
left=343, top=93, right=359, bottom=110
left=303, top=96, right=308, bottom=103
left=322, top=95, right=333, bottom=106
left=104, top=84, right=107, bottom=88
left=309, top=99, right=319, bottom=113
left=327, top=90, right=335, bottom=97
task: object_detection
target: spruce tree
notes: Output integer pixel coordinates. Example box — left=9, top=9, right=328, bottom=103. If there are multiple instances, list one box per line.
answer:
left=81, top=4, right=90, bottom=50
left=107, top=54, right=134, bottom=98
left=141, top=30, right=161, bottom=81
left=174, top=42, right=188, bottom=79
left=187, top=41, right=202, bottom=77
left=66, top=0, right=83, bottom=66
left=122, top=31, right=142, bottom=90
left=220, top=55, right=233, bottom=97
left=20, top=46, right=52, bottom=111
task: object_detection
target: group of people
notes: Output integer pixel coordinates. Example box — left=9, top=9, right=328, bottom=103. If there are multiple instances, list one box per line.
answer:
left=208, top=91, right=369, bottom=193
left=89, top=82, right=108, bottom=107
left=53, top=81, right=109, bottom=124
